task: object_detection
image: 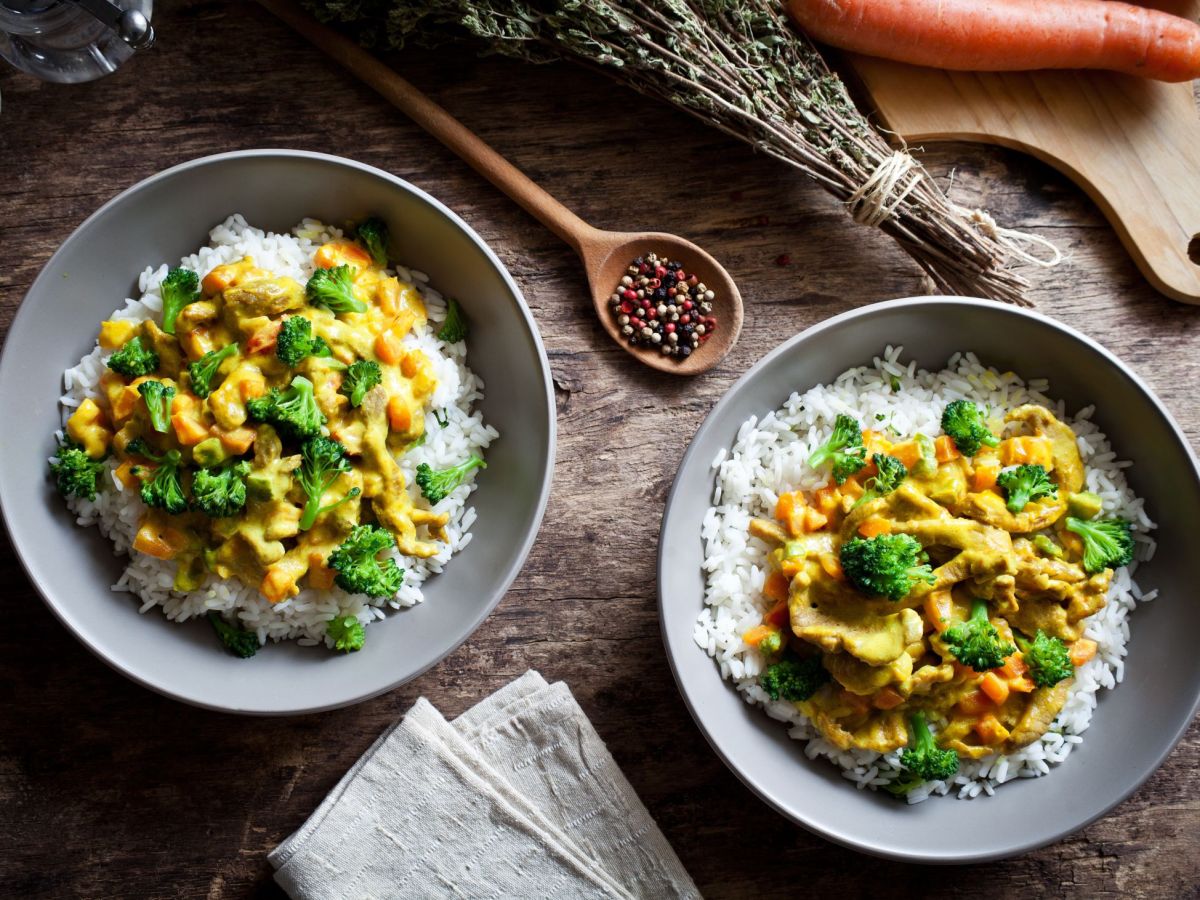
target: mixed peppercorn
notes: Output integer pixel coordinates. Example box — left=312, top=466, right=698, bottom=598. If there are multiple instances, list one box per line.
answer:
left=609, top=253, right=717, bottom=359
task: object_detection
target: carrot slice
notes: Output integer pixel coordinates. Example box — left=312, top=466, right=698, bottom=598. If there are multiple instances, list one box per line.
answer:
left=857, top=516, right=892, bottom=538
left=924, top=590, right=953, bottom=633
left=1070, top=638, right=1098, bottom=666
left=387, top=395, right=413, bottom=433
left=980, top=671, right=1010, bottom=706
left=934, top=435, right=960, bottom=462
left=972, top=459, right=1000, bottom=492
left=245, top=319, right=282, bottom=355
left=743, top=624, right=780, bottom=648
left=764, top=570, right=790, bottom=603
left=172, top=413, right=210, bottom=447
left=819, top=552, right=844, bottom=582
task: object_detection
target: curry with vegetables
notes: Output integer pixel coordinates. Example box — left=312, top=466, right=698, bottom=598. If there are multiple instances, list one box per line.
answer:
left=52, top=219, right=483, bottom=618
left=745, top=401, right=1135, bottom=792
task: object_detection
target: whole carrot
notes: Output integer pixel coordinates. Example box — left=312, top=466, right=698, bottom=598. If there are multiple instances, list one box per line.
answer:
left=787, top=0, right=1200, bottom=82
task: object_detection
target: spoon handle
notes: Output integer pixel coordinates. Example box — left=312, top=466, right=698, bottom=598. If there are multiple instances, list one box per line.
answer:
left=256, top=0, right=598, bottom=255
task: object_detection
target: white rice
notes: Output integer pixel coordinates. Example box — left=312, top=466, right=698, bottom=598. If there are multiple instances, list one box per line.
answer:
left=695, top=346, right=1156, bottom=802
left=58, top=214, right=498, bottom=650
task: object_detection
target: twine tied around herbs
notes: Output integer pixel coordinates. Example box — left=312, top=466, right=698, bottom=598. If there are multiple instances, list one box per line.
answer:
left=850, top=150, right=1064, bottom=272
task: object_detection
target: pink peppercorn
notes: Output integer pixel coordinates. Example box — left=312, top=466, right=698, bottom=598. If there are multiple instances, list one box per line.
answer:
left=665, top=323, right=676, bottom=334
left=622, top=288, right=637, bottom=301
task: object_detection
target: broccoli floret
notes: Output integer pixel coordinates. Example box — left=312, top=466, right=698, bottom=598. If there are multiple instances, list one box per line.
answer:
left=853, top=453, right=907, bottom=508
left=886, top=712, right=959, bottom=795
left=807, top=414, right=866, bottom=484
left=186, top=342, right=239, bottom=399
left=327, top=615, right=366, bottom=652
left=159, top=266, right=200, bottom=335
left=327, top=524, right=405, bottom=598
left=942, top=599, right=1015, bottom=671
left=137, top=380, right=176, bottom=434
left=356, top=216, right=389, bottom=268
left=49, top=438, right=105, bottom=501
left=127, top=439, right=188, bottom=514
left=305, top=265, right=366, bottom=314
left=246, top=375, right=325, bottom=441
left=1016, top=631, right=1075, bottom=688
left=840, top=533, right=935, bottom=602
left=296, top=436, right=361, bottom=530
left=941, top=400, right=1000, bottom=457
left=191, top=459, right=250, bottom=518
left=106, top=334, right=159, bottom=377
left=414, top=454, right=487, bottom=504
left=759, top=654, right=828, bottom=701
left=437, top=297, right=469, bottom=343
left=912, top=433, right=938, bottom=477
left=1065, top=516, right=1134, bottom=574
left=207, top=611, right=259, bottom=658
left=276, top=316, right=333, bottom=367
left=339, top=359, right=382, bottom=408
left=997, top=463, right=1057, bottom=513
left=758, top=629, right=784, bottom=655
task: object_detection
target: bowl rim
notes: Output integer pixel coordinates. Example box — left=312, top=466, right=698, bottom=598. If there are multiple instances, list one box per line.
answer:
left=657, top=295, right=1200, bottom=862
left=0, top=148, right=557, bottom=715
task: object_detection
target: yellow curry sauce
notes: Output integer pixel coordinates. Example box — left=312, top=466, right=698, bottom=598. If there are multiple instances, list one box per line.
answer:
left=747, top=405, right=1110, bottom=760
left=65, top=238, right=446, bottom=603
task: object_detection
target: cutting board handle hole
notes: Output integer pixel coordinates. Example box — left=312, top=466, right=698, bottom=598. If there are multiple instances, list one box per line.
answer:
left=1189, top=235, right=1200, bottom=267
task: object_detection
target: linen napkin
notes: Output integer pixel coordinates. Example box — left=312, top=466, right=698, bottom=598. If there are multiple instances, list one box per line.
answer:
left=269, top=671, right=700, bottom=899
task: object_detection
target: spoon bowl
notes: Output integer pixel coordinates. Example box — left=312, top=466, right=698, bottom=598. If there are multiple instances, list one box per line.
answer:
left=583, top=228, right=743, bottom=375
left=259, top=0, right=745, bottom=376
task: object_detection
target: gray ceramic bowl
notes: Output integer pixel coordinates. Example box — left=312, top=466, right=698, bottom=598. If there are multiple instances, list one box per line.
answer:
left=659, top=297, right=1200, bottom=862
left=0, top=150, right=555, bottom=715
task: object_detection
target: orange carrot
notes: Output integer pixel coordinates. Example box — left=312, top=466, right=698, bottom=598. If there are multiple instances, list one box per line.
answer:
left=775, top=491, right=806, bottom=537
left=132, top=518, right=186, bottom=560
left=307, top=557, right=337, bottom=591
left=934, top=435, right=960, bottom=463
left=812, top=486, right=841, bottom=516
left=980, top=671, right=1010, bottom=706
left=743, top=624, right=781, bottom=648
left=999, top=435, right=1052, bottom=468
left=972, top=459, right=1000, bottom=492
left=172, top=413, right=210, bottom=447
left=803, top=507, right=828, bottom=533
left=997, top=654, right=1028, bottom=681
left=888, top=442, right=920, bottom=470
left=1070, top=638, right=1098, bottom=667
left=213, top=426, right=256, bottom=455
left=764, top=570, right=790, bottom=603
left=818, top=552, right=844, bottom=582
left=314, top=240, right=373, bottom=270
left=375, top=329, right=404, bottom=366
left=387, top=396, right=412, bottom=433
left=786, top=0, right=1200, bottom=83
left=924, top=590, right=953, bottom=632
left=973, top=714, right=1010, bottom=746
left=246, top=319, right=282, bottom=355
left=857, top=516, right=892, bottom=538
left=956, top=690, right=991, bottom=717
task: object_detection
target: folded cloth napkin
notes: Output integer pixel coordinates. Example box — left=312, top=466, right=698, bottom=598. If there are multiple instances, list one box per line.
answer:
left=269, top=671, right=700, bottom=900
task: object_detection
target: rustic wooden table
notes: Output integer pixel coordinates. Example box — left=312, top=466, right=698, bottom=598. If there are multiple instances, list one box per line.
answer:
left=1, top=3, right=1197, bottom=897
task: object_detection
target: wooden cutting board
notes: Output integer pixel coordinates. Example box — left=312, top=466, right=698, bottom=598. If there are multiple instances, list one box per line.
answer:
left=843, top=0, right=1200, bottom=304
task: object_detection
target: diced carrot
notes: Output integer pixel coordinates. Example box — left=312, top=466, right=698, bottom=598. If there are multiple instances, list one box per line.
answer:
left=114, top=459, right=140, bottom=490
left=307, top=553, right=337, bottom=590
left=803, top=507, right=828, bottom=532
left=997, top=653, right=1029, bottom=680
left=764, top=599, right=790, bottom=628
left=400, top=350, right=425, bottom=379
left=201, top=264, right=239, bottom=296
left=261, top=566, right=300, bottom=604
left=1000, top=435, right=1053, bottom=468
left=376, top=276, right=401, bottom=315
left=819, top=552, right=844, bottom=581
left=956, top=690, right=991, bottom=717
left=973, top=715, right=1010, bottom=746
left=375, top=329, right=404, bottom=365
left=780, top=557, right=804, bottom=579
left=213, top=426, right=256, bottom=455
left=1008, top=677, right=1036, bottom=694
left=857, top=516, right=893, bottom=538
left=314, top=240, right=373, bottom=271
left=387, top=396, right=413, bottom=433
left=872, top=686, right=905, bottom=710
left=1070, top=638, right=1098, bottom=666
left=764, top=569, right=790, bottom=603
left=813, top=486, right=841, bottom=515
left=924, top=590, right=953, bottom=632
left=743, top=624, right=780, bottom=648
left=245, top=319, right=282, bottom=355
left=889, top=441, right=920, bottom=469
left=972, top=459, right=1000, bottom=492
left=774, top=491, right=806, bottom=537
left=980, top=671, right=1010, bottom=706
left=839, top=478, right=864, bottom=501
left=132, top=518, right=186, bottom=560
left=934, top=434, right=960, bottom=462
left=238, top=369, right=267, bottom=401
left=172, top=413, right=210, bottom=446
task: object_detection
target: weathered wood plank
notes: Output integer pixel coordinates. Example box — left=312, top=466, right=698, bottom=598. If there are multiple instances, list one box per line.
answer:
left=0, top=2, right=1195, bottom=898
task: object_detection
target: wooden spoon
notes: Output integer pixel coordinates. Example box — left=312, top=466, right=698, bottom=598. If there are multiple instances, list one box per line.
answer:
left=256, top=0, right=743, bottom=376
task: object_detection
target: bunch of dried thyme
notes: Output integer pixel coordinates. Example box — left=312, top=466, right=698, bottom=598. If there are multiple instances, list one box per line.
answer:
left=301, top=0, right=1039, bottom=304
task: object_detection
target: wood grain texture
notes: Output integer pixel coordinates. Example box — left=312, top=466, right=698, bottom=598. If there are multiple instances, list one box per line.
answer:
left=845, top=0, right=1200, bottom=304
left=0, top=2, right=1197, bottom=898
